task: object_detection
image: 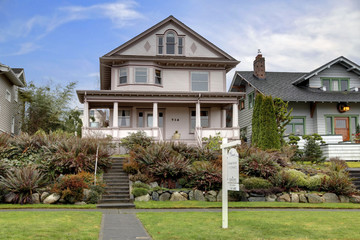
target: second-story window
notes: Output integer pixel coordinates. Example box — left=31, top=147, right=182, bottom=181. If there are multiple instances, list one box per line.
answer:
left=158, top=37, right=163, bottom=54
left=135, top=68, right=148, bottom=83
left=191, top=72, right=209, bottom=91
left=119, top=68, right=127, bottom=84
left=178, top=37, right=184, bottom=55
left=155, top=69, right=162, bottom=85
left=6, top=89, right=11, bottom=102
left=166, top=32, right=175, bottom=54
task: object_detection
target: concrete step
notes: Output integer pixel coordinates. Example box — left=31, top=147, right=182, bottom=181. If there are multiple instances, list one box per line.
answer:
left=106, top=190, right=130, bottom=194
left=105, top=186, right=130, bottom=191
left=97, top=203, right=135, bottom=209
left=100, top=198, right=131, bottom=203
left=102, top=194, right=130, bottom=199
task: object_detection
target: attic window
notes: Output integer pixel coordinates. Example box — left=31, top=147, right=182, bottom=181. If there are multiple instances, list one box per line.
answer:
left=321, top=78, right=349, bottom=91
left=166, top=32, right=175, bottom=54
left=157, top=30, right=184, bottom=55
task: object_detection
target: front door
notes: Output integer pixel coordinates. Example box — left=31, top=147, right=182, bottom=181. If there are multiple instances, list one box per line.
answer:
left=334, top=117, right=350, bottom=141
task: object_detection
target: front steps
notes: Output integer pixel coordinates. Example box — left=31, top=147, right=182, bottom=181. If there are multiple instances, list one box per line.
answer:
left=348, top=168, right=360, bottom=190
left=97, top=157, right=135, bottom=208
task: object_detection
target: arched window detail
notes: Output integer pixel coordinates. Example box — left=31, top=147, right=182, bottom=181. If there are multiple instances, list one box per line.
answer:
left=166, top=32, right=175, bottom=54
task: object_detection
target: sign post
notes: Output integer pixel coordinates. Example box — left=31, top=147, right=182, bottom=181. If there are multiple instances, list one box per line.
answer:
left=221, top=138, right=240, bottom=229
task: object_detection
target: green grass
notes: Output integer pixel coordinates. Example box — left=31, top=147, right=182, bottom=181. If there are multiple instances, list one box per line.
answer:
left=137, top=211, right=360, bottom=240
left=135, top=200, right=360, bottom=209
left=0, top=204, right=97, bottom=209
left=111, top=154, right=129, bottom=158
left=0, top=211, right=102, bottom=240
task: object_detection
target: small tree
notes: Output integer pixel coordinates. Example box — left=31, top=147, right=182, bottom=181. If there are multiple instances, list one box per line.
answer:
left=302, top=134, right=326, bottom=164
left=258, top=96, right=281, bottom=150
left=251, top=94, right=264, bottom=146
left=273, top=98, right=293, bottom=146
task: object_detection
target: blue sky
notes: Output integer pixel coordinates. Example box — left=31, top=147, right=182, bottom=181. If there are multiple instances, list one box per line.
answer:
left=1, top=0, right=359, bottom=104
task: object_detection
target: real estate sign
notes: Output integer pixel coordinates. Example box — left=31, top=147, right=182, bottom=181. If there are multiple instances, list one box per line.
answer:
left=227, top=148, right=239, bottom=191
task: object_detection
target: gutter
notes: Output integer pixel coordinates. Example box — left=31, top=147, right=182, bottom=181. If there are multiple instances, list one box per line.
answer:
left=0, top=64, right=25, bottom=87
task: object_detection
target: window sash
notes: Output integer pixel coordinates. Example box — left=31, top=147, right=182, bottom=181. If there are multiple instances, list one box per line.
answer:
left=155, top=70, right=162, bottom=84
left=6, top=90, right=11, bottom=102
left=286, top=117, right=305, bottom=135
left=178, top=37, right=183, bottom=55
left=322, top=78, right=349, bottom=91
left=158, top=37, right=163, bottom=54
left=191, top=72, right=209, bottom=91
left=166, top=32, right=175, bottom=54
left=119, top=68, right=127, bottom=84
left=135, top=68, right=148, bottom=83
left=118, top=110, right=130, bottom=127
left=190, top=110, right=209, bottom=133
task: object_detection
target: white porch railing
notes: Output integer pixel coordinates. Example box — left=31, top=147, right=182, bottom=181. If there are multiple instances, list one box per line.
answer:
left=284, top=135, right=344, bottom=149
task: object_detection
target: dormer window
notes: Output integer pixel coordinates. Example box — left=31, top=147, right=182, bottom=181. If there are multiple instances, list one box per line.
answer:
left=157, top=30, right=184, bottom=55
left=321, top=78, right=349, bottom=91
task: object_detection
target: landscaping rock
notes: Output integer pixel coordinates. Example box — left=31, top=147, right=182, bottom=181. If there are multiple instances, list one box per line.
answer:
left=249, top=193, right=265, bottom=197
left=41, top=192, right=50, bottom=202
left=188, top=191, right=194, bottom=200
left=339, top=195, right=350, bottom=203
left=265, top=194, right=277, bottom=202
left=291, top=193, right=299, bottom=203
left=180, top=192, right=188, bottom=199
left=193, top=190, right=205, bottom=201
left=83, top=189, right=90, bottom=201
left=350, top=195, right=360, bottom=203
left=322, top=193, right=340, bottom=203
left=149, top=182, right=158, bottom=188
left=31, top=193, right=40, bottom=204
left=75, top=201, right=86, bottom=205
left=299, top=194, right=307, bottom=203
left=277, top=193, right=291, bottom=202
left=152, top=192, right=159, bottom=201
left=249, top=197, right=266, bottom=202
left=306, top=193, right=323, bottom=203
left=205, top=191, right=217, bottom=202
left=170, top=192, right=187, bottom=201
left=159, top=192, right=171, bottom=201
left=5, top=192, right=16, bottom=203
left=43, top=193, right=61, bottom=204
left=58, top=198, right=66, bottom=204
left=217, top=190, right=222, bottom=202
left=135, top=194, right=151, bottom=202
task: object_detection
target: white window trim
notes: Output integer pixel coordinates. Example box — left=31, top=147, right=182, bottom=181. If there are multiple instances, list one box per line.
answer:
left=118, top=109, right=131, bottom=127
left=11, top=116, right=15, bottom=134
left=191, top=72, right=209, bottom=92
left=6, top=89, right=11, bottom=102
left=119, top=67, right=128, bottom=85
left=14, top=86, right=18, bottom=102
left=189, top=108, right=210, bottom=133
left=135, top=67, right=148, bottom=83
left=154, top=69, right=162, bottom=85
left=157, top=30, right=185, bottom=56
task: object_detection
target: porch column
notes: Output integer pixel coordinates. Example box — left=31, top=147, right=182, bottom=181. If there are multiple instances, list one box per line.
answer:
left=113, top=102, right=118, bottom=128
left=196, top=101, right=201, bottom=128
left=232, top=103, right=239, bottom=128
left=83, top=101, right=89, bottom=128
left=221, top=109, right=227, bottom=128
left=153, top=102, right=158, bottom=128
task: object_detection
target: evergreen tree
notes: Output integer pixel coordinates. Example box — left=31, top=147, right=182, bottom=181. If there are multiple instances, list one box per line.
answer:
left=251, top=93, right=263, bottom=146
left=258, top=96, right=281, bottom=150
left=273, top=97, right=293, bottom=146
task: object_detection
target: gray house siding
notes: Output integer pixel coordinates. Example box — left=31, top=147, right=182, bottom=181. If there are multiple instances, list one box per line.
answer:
left=287, top=102, right=315, bottom=135
left=0, top=74, right=21, bottom=135
left=238, top=84, right=255, bottom=142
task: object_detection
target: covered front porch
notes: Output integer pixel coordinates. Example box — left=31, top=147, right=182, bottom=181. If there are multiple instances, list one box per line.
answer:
left=77, top=91, right=244, bottom=145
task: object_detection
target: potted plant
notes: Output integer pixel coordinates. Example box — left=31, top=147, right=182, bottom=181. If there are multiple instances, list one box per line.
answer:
left=172, top=130, right=181, bottom=140
left=353, top=124, right=360, bottom=143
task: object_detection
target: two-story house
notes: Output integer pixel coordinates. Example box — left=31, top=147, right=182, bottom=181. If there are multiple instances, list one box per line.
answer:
left=230, top=53, right=360, bottom=160
left=0, top=62, right=26, bottom=135
left=77, top=16, right=243, bottom=145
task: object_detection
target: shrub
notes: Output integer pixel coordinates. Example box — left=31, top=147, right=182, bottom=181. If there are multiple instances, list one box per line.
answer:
left=242, top=177, right=273, bottom=190
left=86, top=185, right=106, bottom=204
left=285, top=169, right=308, bottom=189
left=302, top=134, right=326, bottom=164
left=329, top=157, right=348, bottom=172
left=321, top=170, right=356, bottom=196
left=120, top=131, right=152, bottom=151
left=123, top=159, right=139, bottom=175
left=52, top=174, right=88, bottom=203
left=251, top=94, right=264, bottom=146
left=186, top=161, right=222, bottom=191
left=132, top=188, right=149, bottom=197
left=169, top=142, right=198, bottom=162
left=240, top=151, right=280, bottom=178
left=0, top=166, right=47, bottom=204
left=132, top=182, right=151, bottom=190
left=269, top=170, right=300, bottom=191
left=202, top=132, right=222, bottom=152
left=129, top=173, right=149, bottom=183
left=307, top=174, right=328, bottom=191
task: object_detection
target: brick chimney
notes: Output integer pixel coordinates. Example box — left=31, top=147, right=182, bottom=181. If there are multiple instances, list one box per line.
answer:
left=253, top=50, right=266, bottom=79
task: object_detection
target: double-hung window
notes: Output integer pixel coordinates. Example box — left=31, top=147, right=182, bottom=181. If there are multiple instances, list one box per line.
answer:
left=155, top=69, right=162, bottom=85
left=178, top=37, right=184, bottom=55
left=190, top=109, right=209, bottom=133
left=321, top=78, right=349, bottom=91
left=118, top=110, right=130, bottom=127
left=158, top=36, right=163, bottom=54
left=135, top=68, right=147, bottom=83
left=248, top=92, right=255, bottom=109
left=191, top=72, right=208, bottom=91
left=166, top=32, right=175, bottom=54
left=119, top=68, right=127, bottom=84
left=285, top=117, right=305, bottom=135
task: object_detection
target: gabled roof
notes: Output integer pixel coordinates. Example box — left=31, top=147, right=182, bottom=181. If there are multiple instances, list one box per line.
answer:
left=103, top=15, right=237, bottom=61
left=292, top=56, right=360, bottom=85
left=231, top=71, right=360, bottom=103
left=0, top=63, right=26, bottom=87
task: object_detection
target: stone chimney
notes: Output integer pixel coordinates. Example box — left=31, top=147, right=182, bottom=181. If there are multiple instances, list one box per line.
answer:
left=253, top=50, right=266, bottom=79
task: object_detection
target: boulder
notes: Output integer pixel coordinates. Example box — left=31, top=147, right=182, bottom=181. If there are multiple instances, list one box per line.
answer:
left=188, top=191, right=194, bottom=200
left=149, top=182, right=158, bottom=188
left=217, top=190, right=222, bottom=202
left=193, top=190, right=205, bottom=201
left=83, top=189, right=91, bottom=201
left=31, top=193, right=40, bottom=204
left=205, top=191, right=217, bottom=202
left=75, top=201, right=86, bottom=205
left=41, top=192, right=50, bottom=202
left=306, top=193, right=323, bottom=203
left=322, top=193, right=340, bottom=203
left=265, top=194, right=277, bottom=202
left=248, top=197, right=266, bottom=202
left=4, top=192, right=16, bottom=203
left=291, top=193, right=299, bottom=203
left=43, top=193, right=61, bottom=204
left=152, top=192, right=159, bottom=201
left=299, top=194, right=307, bottom=203
left=170, top=192, right=187, bottom=201
left=277, top=193, right=291, bottom=202
left=350, top=195, right=360, bottom=203
left=159, top=192, right=171, bottom=201
left=180, top=192, right=188, bottom=199
left=135, top=194, right=151, bottom=202
left=249, top=193, right=265, bottom=197
left=339, top=195, right=350, bottom=203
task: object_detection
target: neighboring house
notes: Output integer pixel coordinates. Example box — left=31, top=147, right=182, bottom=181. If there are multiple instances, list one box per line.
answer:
left=78, top=108, right=107, bottom=128
left=230, top=53, right=360, bottom=160
left=77, top=16, right=243, bottom=144
left=0, top=63, right=26, bottom=135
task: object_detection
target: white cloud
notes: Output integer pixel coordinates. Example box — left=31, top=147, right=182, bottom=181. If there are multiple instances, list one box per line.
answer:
left=8, top=42, right=40, bottom=56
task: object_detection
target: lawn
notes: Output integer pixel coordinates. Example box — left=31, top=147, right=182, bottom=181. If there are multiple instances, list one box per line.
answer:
left=0, top=211, right=102, bottom=240
left=135, top=200, right=360, bottom=209
left=0, top=204, right=97, bottom=209
left=137, top=211, right=360, bottom=240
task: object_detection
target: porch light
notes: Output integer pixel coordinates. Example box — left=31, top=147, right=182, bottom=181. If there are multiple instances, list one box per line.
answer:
left=337, top=103, right=350, bottom=113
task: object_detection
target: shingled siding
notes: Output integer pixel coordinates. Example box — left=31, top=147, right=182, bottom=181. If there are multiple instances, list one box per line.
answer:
left=309, top=63, right=360, bottom=89
left=238, top=84, right=255, bottom=142
left=0, top=75, right=21, bottom=135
